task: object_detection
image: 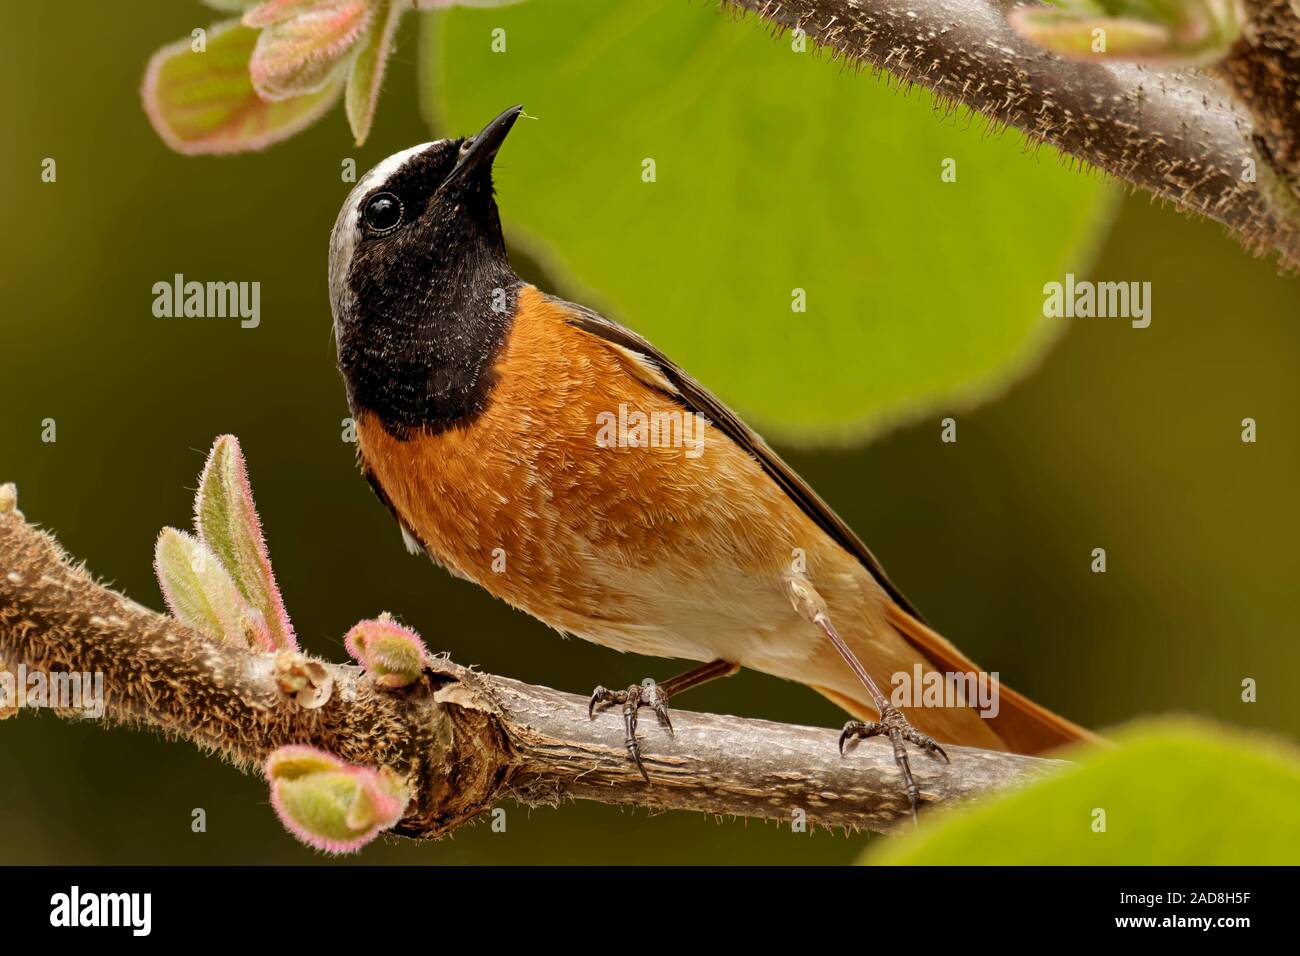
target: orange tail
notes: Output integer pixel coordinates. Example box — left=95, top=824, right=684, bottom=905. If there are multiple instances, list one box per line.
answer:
left=876, top=603, right=1097, bottom=755
left=813, top=603, right=1097, bottom=755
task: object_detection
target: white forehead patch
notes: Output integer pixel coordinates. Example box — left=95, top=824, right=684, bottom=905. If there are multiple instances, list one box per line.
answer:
left=328, top=140, right=447, bottom=328
left=333, top=140, right=440, bottom=255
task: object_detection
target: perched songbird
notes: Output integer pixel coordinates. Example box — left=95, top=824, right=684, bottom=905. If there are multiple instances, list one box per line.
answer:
left=328, top=106, right=1092, bottom=817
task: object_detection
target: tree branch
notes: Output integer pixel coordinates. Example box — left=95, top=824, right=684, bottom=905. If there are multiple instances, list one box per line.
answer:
left=0, top=496, right=1061, bottom=840
left=722, top=0, right=1300, bottom=266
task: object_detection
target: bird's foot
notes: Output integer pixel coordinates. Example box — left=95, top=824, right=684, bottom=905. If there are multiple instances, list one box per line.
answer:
left=588, top=677, right=674, bottom=783
left=839, top=705, right=950, bottom=825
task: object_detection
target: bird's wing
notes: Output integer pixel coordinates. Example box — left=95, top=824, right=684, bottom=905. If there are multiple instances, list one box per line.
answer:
left=559, top=296, right=1096, bottom=753
left=556, top=296, right=924, bottom=620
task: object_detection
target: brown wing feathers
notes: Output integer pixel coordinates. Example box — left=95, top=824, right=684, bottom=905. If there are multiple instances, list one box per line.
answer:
left=560, top=299, right=925, bottom=620
left=560, top=296, right=1094, bottom=752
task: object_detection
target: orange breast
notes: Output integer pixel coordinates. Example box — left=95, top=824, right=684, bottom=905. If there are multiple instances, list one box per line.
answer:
left=355, top=285, right=826, bottom=652
left=355, top=285, right=1011, bottom=749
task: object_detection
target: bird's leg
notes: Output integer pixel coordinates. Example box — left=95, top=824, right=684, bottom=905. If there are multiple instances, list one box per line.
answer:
left=786, top=577, right=950, bottom=825
left=839, top=712, right=949, bottom=826
left=589, top=658, right=739, bottom=782
left=586, top=679, right=662, bottom=782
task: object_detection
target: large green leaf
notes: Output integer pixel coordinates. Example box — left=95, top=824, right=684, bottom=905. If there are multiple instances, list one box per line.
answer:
left=864, top=719, right=1300, bottom=865
left=426, top=0, right=1113, bottom=442
left=142, top=20, right=344, bottom=156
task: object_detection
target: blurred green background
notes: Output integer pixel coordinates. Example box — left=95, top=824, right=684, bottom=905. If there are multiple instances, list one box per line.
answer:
left=2, top=1, right=1297, bottom=864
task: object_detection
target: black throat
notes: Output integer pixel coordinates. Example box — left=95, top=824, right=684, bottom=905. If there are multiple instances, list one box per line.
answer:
left=336, top=164, right=520, bottom=440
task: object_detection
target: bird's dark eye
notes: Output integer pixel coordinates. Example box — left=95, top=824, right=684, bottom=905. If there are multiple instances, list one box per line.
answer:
left=363, top=193, right=403, bottom=234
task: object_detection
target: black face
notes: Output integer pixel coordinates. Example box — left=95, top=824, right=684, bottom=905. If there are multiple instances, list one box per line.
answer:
left=333, top=111, right=524, bottom=439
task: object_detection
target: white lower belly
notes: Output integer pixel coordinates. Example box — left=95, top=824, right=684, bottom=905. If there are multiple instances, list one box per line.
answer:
left=566, top=559, right=822, bottom=670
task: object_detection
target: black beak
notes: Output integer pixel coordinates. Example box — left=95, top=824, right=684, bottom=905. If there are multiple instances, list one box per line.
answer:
left=448, top=105, right=522, bottom=183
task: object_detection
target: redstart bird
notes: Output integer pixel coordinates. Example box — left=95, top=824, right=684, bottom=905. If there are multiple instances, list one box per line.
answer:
left=328, top=106, right=1092, bottom=818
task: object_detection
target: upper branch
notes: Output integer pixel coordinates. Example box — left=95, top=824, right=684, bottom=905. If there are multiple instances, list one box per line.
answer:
left=0, top=498, right=1060, bottom=840
left=724, top=0, right=1300, bottom=265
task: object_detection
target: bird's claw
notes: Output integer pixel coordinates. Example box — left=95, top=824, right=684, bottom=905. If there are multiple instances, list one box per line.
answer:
left=840, top=705, right=949, bottom=825
left=588, top=677, right=674, bottom=783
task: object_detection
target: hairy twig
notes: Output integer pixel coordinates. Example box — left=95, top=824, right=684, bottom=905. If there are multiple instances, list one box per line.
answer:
left=0, top=500, right=1061, bottom=840
left=723, top=0, right=1300, bottom=266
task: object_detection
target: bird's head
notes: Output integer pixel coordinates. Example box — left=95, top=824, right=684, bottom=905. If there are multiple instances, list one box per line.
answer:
left=328, top=106, right=523, bottom=435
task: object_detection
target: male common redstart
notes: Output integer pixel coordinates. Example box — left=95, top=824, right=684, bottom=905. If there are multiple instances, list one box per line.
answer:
left=328, top=106, right=1092, bottom=818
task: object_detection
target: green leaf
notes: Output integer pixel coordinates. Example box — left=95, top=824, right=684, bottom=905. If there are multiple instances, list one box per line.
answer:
left=1009, top=0, right=1239, bottom=67
left=265, top=745, right=343, bottom=780
left=863, top=719, right=1300, bottom=865
left=426, top=0, right=1113, bottom=442
left=1011, top=14, right=1171, bottom=61
left=243, top=0, right=330, bottom=27
left=194, top=435, right=297, bottom=650
left=346, top=0, right=403, bottom=145
left=203, top=0, right=262, bottom=11
left=248, top=0, right=374, bottom=102
left=343, top=613, right=428, bottom=688
left=154, top=527, right=272, bottom=649
left=142, top=20, right=343, bottom=156
left=266, top=746, right=410, bottom=853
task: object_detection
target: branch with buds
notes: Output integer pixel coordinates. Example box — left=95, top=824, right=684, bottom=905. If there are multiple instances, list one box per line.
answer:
left=142, top=1, right=1300, bottom=264
left=0, top=439, right=1061, bottom=854
left=729, top=0, right=1300, bottom=265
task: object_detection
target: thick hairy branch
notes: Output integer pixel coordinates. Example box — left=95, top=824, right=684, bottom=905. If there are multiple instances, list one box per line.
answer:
left=724, top=0, right=1300, bottom=266
left=0, top=502, right=1060, bottom=839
